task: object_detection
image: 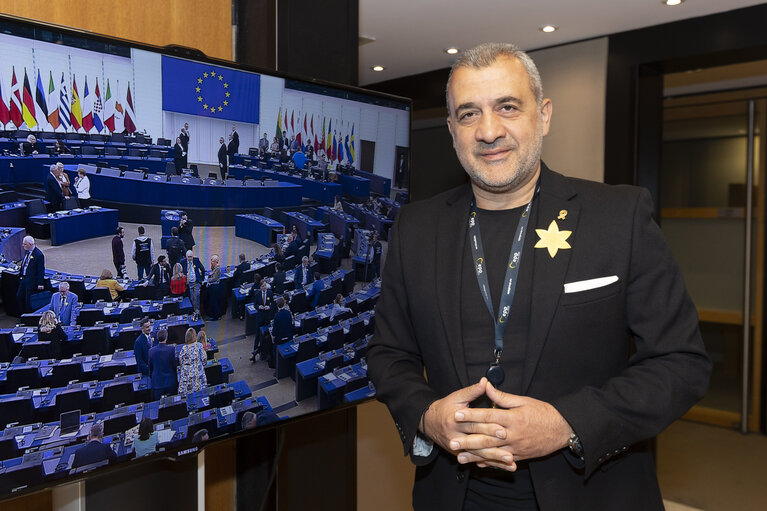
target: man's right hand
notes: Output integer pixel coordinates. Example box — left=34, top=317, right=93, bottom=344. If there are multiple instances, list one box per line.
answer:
left=421, top=378, right=496, bottom=455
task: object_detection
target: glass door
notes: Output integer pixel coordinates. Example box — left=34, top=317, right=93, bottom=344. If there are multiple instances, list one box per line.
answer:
left=660, top=92, right=765, bottom=431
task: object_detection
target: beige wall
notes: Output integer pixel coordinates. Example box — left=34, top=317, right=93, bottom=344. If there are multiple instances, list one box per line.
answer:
left=0, top=0, right=232, bottom=61
left=533, top=37, right=608, bottom=183
left=357, top=400, right=415, bottom=511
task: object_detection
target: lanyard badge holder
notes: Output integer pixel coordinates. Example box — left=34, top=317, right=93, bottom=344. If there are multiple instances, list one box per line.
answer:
left=468, top=183, right=539, bottom=388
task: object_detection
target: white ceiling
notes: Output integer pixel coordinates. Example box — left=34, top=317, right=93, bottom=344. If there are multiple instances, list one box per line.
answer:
left=358, top=0, right=767, bottom=85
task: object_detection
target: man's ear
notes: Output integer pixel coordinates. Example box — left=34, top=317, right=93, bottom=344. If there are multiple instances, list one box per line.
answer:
left=540, top=98, right=553, bottom=136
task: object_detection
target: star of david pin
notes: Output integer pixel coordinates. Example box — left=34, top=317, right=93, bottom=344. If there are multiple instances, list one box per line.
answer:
left=535, top=220, right=572, bottom=258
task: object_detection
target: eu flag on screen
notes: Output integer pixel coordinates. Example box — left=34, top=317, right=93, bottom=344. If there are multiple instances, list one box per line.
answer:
left=161, top=56, right=260, bottom=124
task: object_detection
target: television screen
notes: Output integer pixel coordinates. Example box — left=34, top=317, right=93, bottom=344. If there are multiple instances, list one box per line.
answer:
left=0, top=14, right=409, bottom=498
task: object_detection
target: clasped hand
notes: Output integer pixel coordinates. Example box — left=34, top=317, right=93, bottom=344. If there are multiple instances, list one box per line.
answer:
left=422, top=378, right=571, bottom=471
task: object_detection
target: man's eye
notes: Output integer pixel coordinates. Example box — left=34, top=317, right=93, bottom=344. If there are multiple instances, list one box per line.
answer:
left=459, top=112, right=477, bottom=121
left=500, top=104, right=518, bottom=113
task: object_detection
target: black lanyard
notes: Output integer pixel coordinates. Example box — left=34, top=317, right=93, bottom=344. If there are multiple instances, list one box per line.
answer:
left=468, top=184, right=538, bottom=385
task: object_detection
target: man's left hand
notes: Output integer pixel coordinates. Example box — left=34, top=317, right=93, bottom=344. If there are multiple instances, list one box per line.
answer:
left=451, top=384, right=572, bottom=471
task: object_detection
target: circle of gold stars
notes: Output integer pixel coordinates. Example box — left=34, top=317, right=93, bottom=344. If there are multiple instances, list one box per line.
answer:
left=195, top=70, right=230, bottom=114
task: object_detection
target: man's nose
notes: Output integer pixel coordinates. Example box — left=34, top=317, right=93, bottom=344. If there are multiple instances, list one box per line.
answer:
left=475, top=112, right=505, bottom=144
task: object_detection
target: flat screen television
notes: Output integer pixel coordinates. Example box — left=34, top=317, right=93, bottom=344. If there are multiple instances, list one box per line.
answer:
left=0, top=13, right=409, bottom=499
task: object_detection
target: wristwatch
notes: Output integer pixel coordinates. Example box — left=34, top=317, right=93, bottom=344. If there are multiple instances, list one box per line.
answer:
left=568, top=432, right=584, bottom=458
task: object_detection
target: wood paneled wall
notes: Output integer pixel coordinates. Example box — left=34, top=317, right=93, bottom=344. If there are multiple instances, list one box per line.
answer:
left=0, top=0, right=233, bottom=60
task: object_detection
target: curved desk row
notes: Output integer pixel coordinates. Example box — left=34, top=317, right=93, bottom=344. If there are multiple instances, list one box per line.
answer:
left=228, top=164, right=341, bottom=204
left=29, top=208, right=119, bottom=246
left=0, top=155, right=171, bottom=185
left=231, top=155, right=372, bottom=199
left=67, top=165, right=303, bottom=210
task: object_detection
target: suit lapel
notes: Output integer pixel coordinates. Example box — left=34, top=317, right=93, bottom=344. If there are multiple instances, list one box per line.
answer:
left=522, top=166, right=579, bottom=393
left=435, top=185, right=472, bottom=387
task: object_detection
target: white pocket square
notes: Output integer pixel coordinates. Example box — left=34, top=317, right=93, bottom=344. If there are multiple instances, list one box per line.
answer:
left=563, top=275, right=619, bottom=294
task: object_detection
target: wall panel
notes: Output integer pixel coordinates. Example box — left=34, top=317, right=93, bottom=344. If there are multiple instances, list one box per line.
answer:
left=1, top=0, right=232, bottom=61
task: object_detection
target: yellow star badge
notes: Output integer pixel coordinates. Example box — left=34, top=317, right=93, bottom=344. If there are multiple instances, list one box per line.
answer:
left=535, top=220, right=572, bottom=258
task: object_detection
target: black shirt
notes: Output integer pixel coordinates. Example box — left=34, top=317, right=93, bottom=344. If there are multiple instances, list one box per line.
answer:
left=460, top=203, right=540, bottom=509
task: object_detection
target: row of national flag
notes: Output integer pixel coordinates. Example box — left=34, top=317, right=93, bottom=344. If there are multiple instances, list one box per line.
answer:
left=0, top=66, right=136, bottom=134
left=276, top=108, right=356, bottom=165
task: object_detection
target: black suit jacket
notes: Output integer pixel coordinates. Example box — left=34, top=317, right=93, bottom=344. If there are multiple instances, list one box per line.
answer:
left=293, top=264, right=314, bottom=290
left=272, top=308, right=293, bottom=343
left=367, top=165, right=711, bottom=511
left=72, top=439, right=116, bottom=468
left=148, top=262, right=171, bottom=286
left=179, top=130, right=190, bottom=151
left=165, top=237, right=186, bottom=267
left=22, top=141, right=42, bottom=156
left=20, top=247, right=45, bottom=290
left=173, top=143, right=185, bottom=172
left=45, top=173, right=64, bottom=211
left=227, top=139, right=237, bottom=158
left=218, top=143, right=228, bottom=170
left=231, top=130, right=239, bottom=154
left=271, top=271, right=286, bottom=294
left=179, top=220, right=195, bottom=250
left=254, top=288, right=275, bottom=323
left=232, top=261, right=250, bottom=287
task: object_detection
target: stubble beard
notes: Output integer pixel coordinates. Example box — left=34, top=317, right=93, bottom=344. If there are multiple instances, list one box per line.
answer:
left=457, top=124, right=544, bottom=195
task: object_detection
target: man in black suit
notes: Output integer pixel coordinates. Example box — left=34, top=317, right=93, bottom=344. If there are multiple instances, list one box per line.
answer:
left=367, top=43, right=711, bottom=511
left=16, top=236, right=45, bottom=314
left=148, top=329, right=177, bottom=400
left=232, top=253, right=250, bottom=287
left=230, top=124, right=240, bottom=154
left=165, top=227, right=186, bottom=269
left=178, top=213, right=195, bottom=251
left=271, top=262, right=286, bottom=295
left=259, top=132, right=269, bottom=156
left=271, top=297, right=292, bottom=343
left=72, top=421, right=116, bottom=469
left=44, top=164, right=64, bottom=212
left=293, top=256, right=314, bottom=290
left=217, top=136, right=228, bottom=180
left=250, top=279, right=275, bottom=362
left=227, top=132, right=237, bottom=163
left=179, top=123, right=190, bottom=168
left=173, top=137, right=186, bottom=175
left=148, top=255, right=171, bottom=297
left=284, top=234, right=300, bottom=259
left=134, top=317, right=152, bottom=377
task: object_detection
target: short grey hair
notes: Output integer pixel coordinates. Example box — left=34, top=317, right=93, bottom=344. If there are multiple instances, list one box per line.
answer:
left=59, top=282, right=70, bottom=291
left=446, top=43, right=544, bottom=110
left=23, top=235, right=35, bottom=246
left=241, top=411, right=257, bottom=429
left=90, top=421, right=104, bottom=439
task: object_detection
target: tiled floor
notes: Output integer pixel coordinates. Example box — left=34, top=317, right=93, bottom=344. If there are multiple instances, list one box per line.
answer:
left=2, top=221, right=373, bottom=421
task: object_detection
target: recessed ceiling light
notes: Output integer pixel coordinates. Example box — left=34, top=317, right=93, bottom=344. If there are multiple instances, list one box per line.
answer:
left=540, top=25, right=558, bottom=33
left=372, top=65, right=385, bottom=72
left=664, top=0, right=683, bottom=5
left=445, top=47, right=459, bottom=55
